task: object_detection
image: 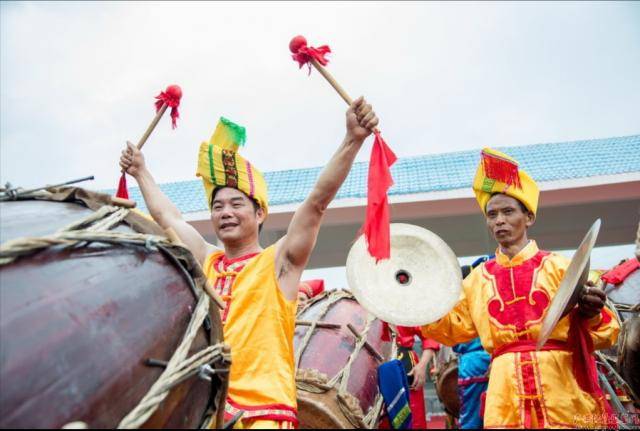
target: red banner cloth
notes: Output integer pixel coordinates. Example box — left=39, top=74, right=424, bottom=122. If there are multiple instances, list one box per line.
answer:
left=362, top=132, right=397, bottom=262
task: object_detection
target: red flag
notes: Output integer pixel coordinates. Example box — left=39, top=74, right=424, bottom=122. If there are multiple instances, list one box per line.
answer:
left=362, top=132, right=397, bottom=262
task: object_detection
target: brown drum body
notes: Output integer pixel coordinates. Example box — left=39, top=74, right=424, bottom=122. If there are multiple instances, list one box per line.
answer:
left=604, top=267, right=640, bottom=401
left=294, top=290, right=392, bottom=429
left=618, top=317, right=640, bottom=402
left=0, top=191, right=226, bottom=428
left=434, top=346, right=460, bottom=418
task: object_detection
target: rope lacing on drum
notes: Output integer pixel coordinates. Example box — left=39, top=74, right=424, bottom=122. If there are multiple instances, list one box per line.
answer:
left=294, top=291, right=391, bottom=429
left=1, top=202, right=230, bottom=428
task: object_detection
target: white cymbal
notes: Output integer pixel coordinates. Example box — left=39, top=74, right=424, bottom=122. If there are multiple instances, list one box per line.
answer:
left=346, top=223, right=461, bottom=326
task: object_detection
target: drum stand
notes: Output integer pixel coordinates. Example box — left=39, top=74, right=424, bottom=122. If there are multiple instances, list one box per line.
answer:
left=596, top=352, right=640, bottom=429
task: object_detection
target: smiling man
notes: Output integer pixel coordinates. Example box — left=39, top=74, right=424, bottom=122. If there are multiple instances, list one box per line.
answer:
left=119, top=97, right=379, bottom=429
left=420, top=148, right=620, bottom=429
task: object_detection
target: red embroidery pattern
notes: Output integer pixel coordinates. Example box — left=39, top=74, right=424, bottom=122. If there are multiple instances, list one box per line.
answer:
left=212, top=253, right=257, bottom=323
left=485, top=252, right=551, bottom=335
left=222, top=149, right=239, bottom=188
left=224, top=398, right=298, bottom=425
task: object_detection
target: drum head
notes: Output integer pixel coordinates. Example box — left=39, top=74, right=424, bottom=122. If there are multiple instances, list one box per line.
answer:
left=346, top=223, right=461, bottom=326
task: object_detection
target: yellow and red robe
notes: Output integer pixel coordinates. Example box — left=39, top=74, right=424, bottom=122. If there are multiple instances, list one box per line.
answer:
left=422, top=241, right=619, bottom=429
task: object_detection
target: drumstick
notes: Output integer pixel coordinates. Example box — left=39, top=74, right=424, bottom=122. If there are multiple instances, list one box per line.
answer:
left=137, top=84, right=183, bottom=151
left=290, top=36, right=395, bottom=262
left=136, top=104, right=168, bottom=151
left=116, top=86, right=182, bottom=200
left=290, top=36, right=379, bottom=132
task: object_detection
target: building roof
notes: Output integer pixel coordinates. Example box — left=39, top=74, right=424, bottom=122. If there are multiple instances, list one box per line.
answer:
left=115, top=134, right=640, bottom=214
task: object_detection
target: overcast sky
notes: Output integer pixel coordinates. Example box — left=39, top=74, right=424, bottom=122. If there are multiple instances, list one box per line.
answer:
left=1, top=1, right=639, bottom=192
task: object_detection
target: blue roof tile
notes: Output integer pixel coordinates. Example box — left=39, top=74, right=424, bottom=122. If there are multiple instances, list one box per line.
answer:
left=108, top=135, right=640, bottom=214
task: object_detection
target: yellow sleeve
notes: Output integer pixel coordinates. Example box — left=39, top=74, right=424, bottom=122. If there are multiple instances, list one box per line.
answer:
left=420, top=275, right=478, bottom=347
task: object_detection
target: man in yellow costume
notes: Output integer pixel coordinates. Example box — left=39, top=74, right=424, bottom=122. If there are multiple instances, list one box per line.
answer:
left=120, top=97, right=379, bottom=429
left=421, top=148, right=620, bottom=429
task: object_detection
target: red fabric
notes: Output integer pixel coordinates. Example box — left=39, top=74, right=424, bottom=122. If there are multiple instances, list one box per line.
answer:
left=409, top=383, right=427, bottom=429
left=491, top=339, right=570, bottom=359
left=601, top=258, right=639, bottom=285
left=298, top=279, right=325, bottom=298
left=289, top=35, right=331, bottom=75
left=115, top=172, right=129, bottom=199
left=224, top=397, right=298, bottom=426
left=485, top=252, right=551, bottom=334
left=155, top=84, right=182, bottom=129
left=362, top=132, right=397, bottom=262
left=481, top=150, right=522, bottom=189
left=520, top=351, right=545, bottom=428
left=381, top=324, right=439, bottom=350
left=479, top=391, right=486, bottom=419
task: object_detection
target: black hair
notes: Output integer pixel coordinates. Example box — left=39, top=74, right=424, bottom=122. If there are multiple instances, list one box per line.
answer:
left=211, top=187, right=264, bottom=233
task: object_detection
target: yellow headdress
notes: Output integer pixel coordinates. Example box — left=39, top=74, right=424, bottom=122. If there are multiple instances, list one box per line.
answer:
left=472, top=148, right=539, bottom=215
left=196, top=117, right=268, bottom=215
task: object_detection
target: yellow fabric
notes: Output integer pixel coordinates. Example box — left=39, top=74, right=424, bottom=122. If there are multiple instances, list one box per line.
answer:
left=421, top=241, right=620, bottom=429
left=204, top=245, right=298, bottom=415
left=196, top=118, right=269, bottom=214
left=232, top=419, right=295, bottom=429
left=472, top=147, right=540, bottom=215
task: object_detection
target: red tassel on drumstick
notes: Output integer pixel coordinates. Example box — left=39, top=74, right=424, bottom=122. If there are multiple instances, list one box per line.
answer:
left=290, top=35, right=397, bottom=262
left=115, top=85, right=183, bottom=199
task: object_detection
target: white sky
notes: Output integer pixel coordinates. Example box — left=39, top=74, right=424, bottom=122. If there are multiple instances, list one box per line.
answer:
left=1, top=1, right=639, bottom=191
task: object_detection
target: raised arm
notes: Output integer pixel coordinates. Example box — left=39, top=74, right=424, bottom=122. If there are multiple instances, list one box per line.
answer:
left=120, top=142, right=217, bottom=265
left=275, top=97, right=379, bottom=300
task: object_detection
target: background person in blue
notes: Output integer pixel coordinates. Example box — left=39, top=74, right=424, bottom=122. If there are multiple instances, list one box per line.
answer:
left=454, top=256, right=492, bottom=429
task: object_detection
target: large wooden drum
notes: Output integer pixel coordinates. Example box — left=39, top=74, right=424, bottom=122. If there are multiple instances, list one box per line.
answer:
left=603, top=265, right=640, bottom=403
left=434, top=346, right=460, bottom=418
left=0, top=187, right=229, bottom=428
left=294, top=290, right=393, bottom=429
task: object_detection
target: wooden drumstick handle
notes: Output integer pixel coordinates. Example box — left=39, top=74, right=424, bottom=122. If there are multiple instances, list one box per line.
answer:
left=120, top=104, right=169, bottom=174
left=309, top=58, right=380, bottom=134
left=310, top=58, right=353, bottom=105
left=137, top=104, right=168, bottom=150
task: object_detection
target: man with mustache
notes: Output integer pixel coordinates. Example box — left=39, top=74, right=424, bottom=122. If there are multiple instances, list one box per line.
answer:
left=120, top=97, right=379, bottom=429
left=421, top=148, right=620, bottom=429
